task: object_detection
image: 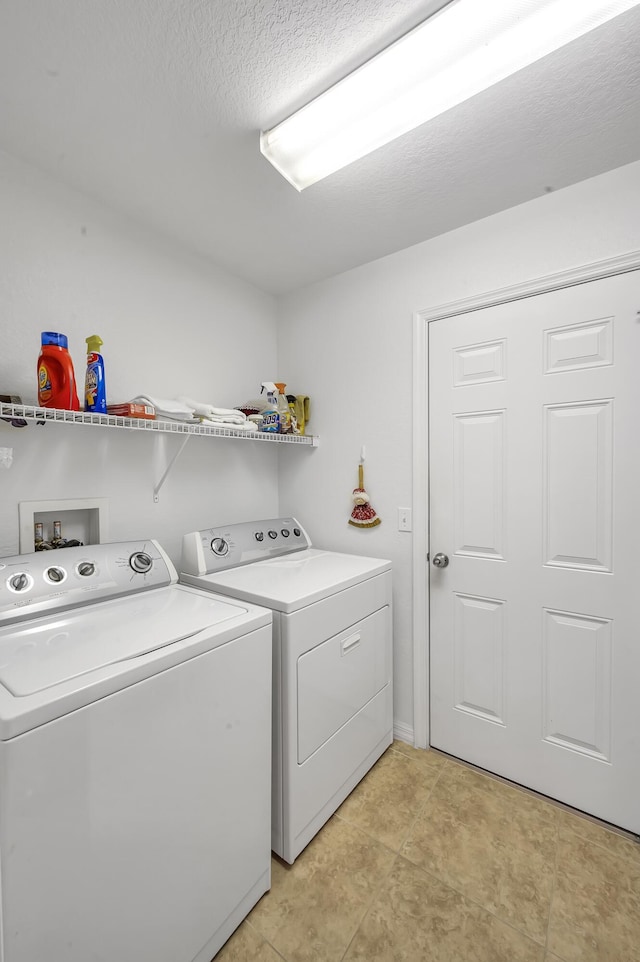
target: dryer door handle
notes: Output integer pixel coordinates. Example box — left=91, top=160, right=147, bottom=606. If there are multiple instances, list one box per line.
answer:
left=341, top=632, right=361, bottom=656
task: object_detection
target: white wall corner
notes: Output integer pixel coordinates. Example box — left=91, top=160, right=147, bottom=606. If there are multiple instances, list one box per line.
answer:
left=393, top=720, right=415, bottom=746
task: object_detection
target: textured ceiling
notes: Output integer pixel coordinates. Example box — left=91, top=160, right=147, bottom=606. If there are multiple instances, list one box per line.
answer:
left=0, top=0, right=639, bottom=294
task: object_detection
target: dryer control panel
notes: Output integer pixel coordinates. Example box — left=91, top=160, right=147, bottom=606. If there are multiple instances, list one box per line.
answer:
left=181, top=518, right=311, bottom=576
left=0, top=540, right=176, bottom=626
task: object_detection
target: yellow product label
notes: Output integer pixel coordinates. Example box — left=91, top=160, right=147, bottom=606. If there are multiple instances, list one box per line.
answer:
left=38, top=363, right=51, bottom=399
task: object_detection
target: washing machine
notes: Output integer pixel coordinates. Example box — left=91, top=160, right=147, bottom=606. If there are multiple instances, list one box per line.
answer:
left=180, top=518, right=393, bottom=863
left=0, top=539, right=272, bottom=962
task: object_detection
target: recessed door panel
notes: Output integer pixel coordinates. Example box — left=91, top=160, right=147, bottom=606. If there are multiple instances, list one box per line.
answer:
left=542, top=608, right=612, bottom=761
left=543, top=400, right=613, bottom=571
left=454, top=593, right=506, bottom=726
left=453, top=339, right=506, bottom=386
left=454, top=410, right=505, bottom=560
left=544, top=317, right=613, bottom=374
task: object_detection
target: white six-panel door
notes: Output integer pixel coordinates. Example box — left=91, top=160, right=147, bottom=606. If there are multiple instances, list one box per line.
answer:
left=429, top=270, right=640, bottom=833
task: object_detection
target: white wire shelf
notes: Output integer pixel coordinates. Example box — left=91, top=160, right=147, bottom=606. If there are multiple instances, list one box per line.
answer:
left=0, top=402, right=318, bottom=446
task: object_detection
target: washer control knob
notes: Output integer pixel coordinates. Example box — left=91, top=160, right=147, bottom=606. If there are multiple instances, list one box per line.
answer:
left=129, top=551, right=153, bottom=574
left=268, top=530, right=277, bottom=540
left=293, top=528, right=301, bottom=537
left=9, top=572, right=30, bottom=592
left=281, top=529, right=290, bottom=537
left=254, top=532, right=264, bottom=542
left=46, top=566, right=65, bottom=583
left=211, top=538, right=229, bottom=557
left=77, top=562, right=95, bottom=577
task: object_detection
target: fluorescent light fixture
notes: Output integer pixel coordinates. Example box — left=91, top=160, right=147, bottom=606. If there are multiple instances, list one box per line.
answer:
left=260, top=0, right=639, bottom=190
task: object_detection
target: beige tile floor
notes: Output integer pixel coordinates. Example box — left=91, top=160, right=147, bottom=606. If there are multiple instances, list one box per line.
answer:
left=215, top=741, right=640, bottom=962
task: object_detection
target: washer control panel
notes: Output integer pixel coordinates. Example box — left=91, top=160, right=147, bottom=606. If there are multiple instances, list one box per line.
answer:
left=0, top=540, right=176, bottom=626
left=181, top=518, right=310, bottom=576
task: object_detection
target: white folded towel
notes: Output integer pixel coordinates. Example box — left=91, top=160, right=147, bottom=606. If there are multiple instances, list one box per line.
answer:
left=132, top=395, right=196, bottom=421
left=200, top=418, right=258, bottom=431
left=200, top=413, right=251, bottom=426
left=129, top=396, right=258, bottom=429
left=177, top=397, right=247, bottom=421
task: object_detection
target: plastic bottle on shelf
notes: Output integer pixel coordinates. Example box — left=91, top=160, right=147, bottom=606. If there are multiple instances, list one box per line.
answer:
left=274, top=382, right=292, bottom=433
left=37, top=332, right=80, bottom=411
left=84, top=335, right=107, bottom=413
left=259, top=382, right=280, bottom=433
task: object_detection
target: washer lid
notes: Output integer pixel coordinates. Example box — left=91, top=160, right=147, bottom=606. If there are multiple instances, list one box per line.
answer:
left=0, top=585, right=248, bottom=696
left=184, top=548, right=391, bottom=613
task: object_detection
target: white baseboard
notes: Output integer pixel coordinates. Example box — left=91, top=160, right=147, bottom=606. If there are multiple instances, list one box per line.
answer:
left=393, top=720, right=415, bottom=746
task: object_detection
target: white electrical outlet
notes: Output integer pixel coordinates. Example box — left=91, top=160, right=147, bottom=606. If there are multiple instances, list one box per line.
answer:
left=398, top=507, right=412, bottom=532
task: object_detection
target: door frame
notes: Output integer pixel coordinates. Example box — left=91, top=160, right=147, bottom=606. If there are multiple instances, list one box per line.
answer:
left=411, top=248, right=640, bottom=750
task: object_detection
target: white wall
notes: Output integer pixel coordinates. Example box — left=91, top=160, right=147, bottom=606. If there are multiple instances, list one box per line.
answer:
left=0, top=150, right=281, bottom=562
left=277, top=159, right=640, bottom=737
left=3, top=147, right=639, bottom=738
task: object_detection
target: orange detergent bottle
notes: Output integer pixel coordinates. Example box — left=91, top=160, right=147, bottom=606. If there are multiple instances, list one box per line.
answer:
left=37, top=332, right=80, bottom=410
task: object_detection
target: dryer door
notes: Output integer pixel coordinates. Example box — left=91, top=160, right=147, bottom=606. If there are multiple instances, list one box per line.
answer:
left=297, top=607, right=390, bottom=763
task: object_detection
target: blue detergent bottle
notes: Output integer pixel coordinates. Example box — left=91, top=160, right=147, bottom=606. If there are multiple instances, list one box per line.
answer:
left=259, top=381, right=280, bottom=433
left=85, top=335, right=107, bottom=413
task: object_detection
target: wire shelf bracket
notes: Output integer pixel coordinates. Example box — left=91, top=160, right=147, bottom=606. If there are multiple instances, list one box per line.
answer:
left=153, top=435, right=192, bottom=503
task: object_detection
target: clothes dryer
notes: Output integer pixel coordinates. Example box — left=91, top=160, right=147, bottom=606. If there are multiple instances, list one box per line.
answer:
left=0, top=540, right=272, bottom=962
left=180, top=518, right=392, bottom=863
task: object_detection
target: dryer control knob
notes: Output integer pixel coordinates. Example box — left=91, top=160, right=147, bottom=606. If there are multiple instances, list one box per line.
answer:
left=268, top=530, right=277, bottom=539
left=254, top=532, right=264, bottom=542
left=129, top=551, right=153, bottom=574
left=211, top=538, right=229, bottom=557
left=8, top=572, right=30, bottom=592
left=77, top=562, right=96, bottom=577
left=293, top=528, right=301, bottom=537
left=281, top=529, right=290, bottom=537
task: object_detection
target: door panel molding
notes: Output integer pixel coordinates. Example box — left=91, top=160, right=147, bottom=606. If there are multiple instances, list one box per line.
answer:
left=411, top=248, right=640, bottom=750
left=454, top=592, right=507, bottom=726
left=541, top=607, right=613, bottom=762
left=544, top=317, right=613, bottom=374
left=543, top=399, right=614, bottom=572
left=453, top=338, right=506, bottom=386
left=453, top=409, right=506, bottom=561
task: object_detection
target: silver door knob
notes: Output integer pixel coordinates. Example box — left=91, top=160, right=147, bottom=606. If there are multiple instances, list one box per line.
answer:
left=432, top=553, right=449, bottom=568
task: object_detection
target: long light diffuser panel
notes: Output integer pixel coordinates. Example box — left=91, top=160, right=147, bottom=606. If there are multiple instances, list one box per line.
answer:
left=260, top=0, right=639, bottom=190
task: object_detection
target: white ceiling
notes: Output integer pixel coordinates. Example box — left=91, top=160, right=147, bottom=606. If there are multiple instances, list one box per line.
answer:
left=1, top=0, right=639, bottom=294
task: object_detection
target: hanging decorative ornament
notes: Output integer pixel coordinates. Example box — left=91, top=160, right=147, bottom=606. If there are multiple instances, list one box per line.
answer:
left=348, top=461, right=381, bottom=528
